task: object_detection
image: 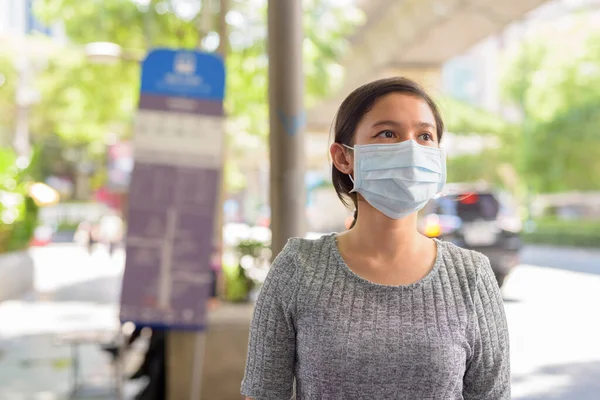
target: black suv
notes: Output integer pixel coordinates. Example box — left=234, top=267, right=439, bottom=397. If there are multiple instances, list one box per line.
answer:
left=418, top=183, right=522, bottom=287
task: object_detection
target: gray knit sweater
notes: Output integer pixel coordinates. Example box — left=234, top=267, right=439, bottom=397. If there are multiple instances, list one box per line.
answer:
left=241, top=233, right=510, bottom=399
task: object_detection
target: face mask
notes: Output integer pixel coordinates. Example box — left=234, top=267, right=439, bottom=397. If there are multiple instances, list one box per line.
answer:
left=343, top=140, right=446, bottom=219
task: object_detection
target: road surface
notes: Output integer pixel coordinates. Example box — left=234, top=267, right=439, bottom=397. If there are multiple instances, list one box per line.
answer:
left=0, top=243, right=598, bottom=399
left=506, top=245, right=600, bottom=400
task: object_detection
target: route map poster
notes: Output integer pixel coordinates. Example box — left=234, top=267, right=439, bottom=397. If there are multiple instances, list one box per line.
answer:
left=119, top=49, right=225, bottom=331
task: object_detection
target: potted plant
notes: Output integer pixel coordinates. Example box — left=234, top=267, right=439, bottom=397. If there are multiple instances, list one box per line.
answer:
left=223, top=238, right=270, bottom=302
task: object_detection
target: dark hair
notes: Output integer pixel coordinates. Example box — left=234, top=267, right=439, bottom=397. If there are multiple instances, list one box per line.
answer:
left=331, top=77, right=444, bottom=228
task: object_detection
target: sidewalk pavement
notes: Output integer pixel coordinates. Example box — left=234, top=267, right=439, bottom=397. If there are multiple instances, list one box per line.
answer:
left=0, top=245, right=145, bottom=399
left=0, top=300, right=137, bottom=399
left=0, top=243, right=256, bottom=399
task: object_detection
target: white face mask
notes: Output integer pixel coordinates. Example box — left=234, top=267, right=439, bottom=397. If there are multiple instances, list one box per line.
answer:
left=343, top=139, right=446, bottom=219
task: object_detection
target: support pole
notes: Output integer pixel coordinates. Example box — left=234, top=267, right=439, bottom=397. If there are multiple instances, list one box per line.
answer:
left=267, top=0, right=306, bottom=257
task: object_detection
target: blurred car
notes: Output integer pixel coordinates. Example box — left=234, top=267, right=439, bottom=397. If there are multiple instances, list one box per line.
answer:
left=419, top=183, right=523, bottom=287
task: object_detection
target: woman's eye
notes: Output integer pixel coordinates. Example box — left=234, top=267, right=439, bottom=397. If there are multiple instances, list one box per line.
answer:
left=419, top=133, right=434, bottom=142
left=376, top=130, right=395, bottom=139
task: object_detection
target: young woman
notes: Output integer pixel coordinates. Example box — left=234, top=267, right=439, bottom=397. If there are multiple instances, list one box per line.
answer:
left=241, top=77, right=510, bottom=399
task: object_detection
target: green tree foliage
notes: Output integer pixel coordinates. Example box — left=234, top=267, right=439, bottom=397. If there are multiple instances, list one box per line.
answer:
left=501, top=17, right=600, bottom=193
left=0, top=147, right=40, bottom=252
left=33, top=0, right=363, bottom=191
left=0, top=53, right=18, bottom=145
left=446, top=150, right=503, bottom=186
left=437, top=95, right=521, bottom=191
left=438, top=95, right=514, bottom=136
left=32, top=48, right=139, bottom=145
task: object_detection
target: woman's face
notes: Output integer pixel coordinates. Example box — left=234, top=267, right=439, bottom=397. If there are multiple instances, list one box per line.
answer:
left=353, top=93, right=439, bottom=147
left=330, top=92, right=439, bottom=177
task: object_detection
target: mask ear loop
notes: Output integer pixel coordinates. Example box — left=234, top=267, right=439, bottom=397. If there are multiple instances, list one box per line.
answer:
left=342, top=144, right=355, bottom=184
left=342, top=143, right=358, bottom=225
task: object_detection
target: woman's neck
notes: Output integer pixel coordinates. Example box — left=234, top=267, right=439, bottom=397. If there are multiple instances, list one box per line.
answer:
left=347, top=201, right=424, bottom=257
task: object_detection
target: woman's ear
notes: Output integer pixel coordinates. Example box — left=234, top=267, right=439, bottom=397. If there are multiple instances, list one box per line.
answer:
left=330, top=143, right=353, bottom=175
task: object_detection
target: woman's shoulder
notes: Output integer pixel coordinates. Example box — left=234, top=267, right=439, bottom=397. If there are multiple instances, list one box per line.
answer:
left=268, top=233, right=335, bottom=278
left=261, top=234, right=335, bottom=304
left=276, top=233, right=335, bottom=267
left=436, top=239, right=494, bottom=290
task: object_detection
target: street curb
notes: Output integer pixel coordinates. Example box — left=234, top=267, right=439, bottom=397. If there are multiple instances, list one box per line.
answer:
left=0, top=250, right=34, bottom=302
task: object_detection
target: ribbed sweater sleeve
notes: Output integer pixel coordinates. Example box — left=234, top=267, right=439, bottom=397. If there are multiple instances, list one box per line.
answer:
left=241, top=240, right=299, bottom=400
left=463, top=253, right=511, bottom=399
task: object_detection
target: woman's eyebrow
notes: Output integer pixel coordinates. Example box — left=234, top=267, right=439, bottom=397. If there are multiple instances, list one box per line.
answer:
left=371, top=120, right=435, bottom=130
